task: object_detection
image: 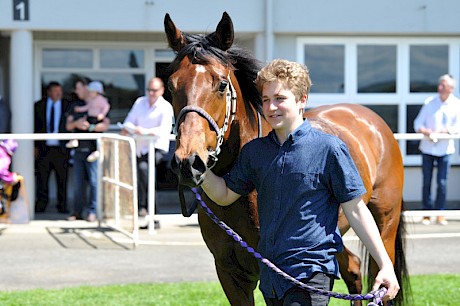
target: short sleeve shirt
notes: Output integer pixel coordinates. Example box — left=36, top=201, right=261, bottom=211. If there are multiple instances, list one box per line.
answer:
left=223, top=119, right=366, bottom=299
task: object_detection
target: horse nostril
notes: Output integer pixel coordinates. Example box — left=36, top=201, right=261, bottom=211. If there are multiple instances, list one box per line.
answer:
left=191, top=153, right=206, bottom=174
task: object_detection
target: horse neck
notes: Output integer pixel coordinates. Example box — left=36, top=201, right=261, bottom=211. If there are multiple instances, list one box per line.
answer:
left=212, top=94, right=261, bottom=176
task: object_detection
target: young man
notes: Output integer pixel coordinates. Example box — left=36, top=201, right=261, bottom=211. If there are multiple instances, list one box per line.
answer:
left=201, top=59, right=399, bottom=305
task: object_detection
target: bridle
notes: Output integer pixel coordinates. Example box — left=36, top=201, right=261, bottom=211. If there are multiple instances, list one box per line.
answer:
left=175, top=73, right=237, bottom=217
left=174, top=73, right=237, bottom=169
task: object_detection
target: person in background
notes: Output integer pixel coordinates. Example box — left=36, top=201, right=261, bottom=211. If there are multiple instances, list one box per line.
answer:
left=200, top=59, right=399, bottom=304
left=120, top=77, right=174, bottom=226
left=0, top=139, right=19, bottom=185
left=66, top=81, right=110, bottom=162
left=34, top=81, right=70, bottom=214
left=65, top=77, right=110, bottom=222
left=414, top=74, right=460, bottom=226
left=0, top=96, right=11, bottom=133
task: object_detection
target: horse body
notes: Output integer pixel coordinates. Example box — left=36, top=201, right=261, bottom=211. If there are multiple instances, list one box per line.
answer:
left=165, top=12, right=408, bottom=306
left=306, top=104, right=407, bottom=304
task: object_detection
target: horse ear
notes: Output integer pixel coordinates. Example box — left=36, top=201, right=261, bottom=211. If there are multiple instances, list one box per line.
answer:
left=164, top=13, right=186, bottom=52
left=214, top=11, right=234, bottom=51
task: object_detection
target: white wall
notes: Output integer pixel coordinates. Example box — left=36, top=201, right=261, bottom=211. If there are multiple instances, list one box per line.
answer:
left=0, top=0, right=264, bottom=32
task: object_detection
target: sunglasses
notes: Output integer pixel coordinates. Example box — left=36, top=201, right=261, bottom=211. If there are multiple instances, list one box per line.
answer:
left=147, top=88, right=162, bottom=93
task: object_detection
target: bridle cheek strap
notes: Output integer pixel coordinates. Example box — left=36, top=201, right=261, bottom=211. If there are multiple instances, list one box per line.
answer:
left=175, top=73, right=237, bottom=169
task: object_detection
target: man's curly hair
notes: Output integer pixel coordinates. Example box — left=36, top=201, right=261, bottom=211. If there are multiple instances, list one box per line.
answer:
left=255, top=59, right=312, bottom=101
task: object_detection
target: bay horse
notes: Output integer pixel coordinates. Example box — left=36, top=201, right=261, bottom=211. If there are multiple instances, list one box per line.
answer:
left=164, top=12, right=409, bottom=305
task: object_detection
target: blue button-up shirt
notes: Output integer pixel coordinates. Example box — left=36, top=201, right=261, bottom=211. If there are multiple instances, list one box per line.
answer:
left=224, top=119, right=366, bottom=299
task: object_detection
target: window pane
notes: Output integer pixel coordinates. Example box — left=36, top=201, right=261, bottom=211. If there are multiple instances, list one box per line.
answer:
left=406, top=104, right=423, bottom=155
left=362, top=104, right=398, bottom=132
left=42, top=49, right=93, bottom=68
left=304, top=45, right=344, bottom=93
left=100, top=49, right=144, bottom=69
left=155, top=49, right=175, bottom=58
left=410, top=45, right=448, bottom=92
left=358, top=45, right=396, bottom=93
left=41, top=72, right=145, bottom=124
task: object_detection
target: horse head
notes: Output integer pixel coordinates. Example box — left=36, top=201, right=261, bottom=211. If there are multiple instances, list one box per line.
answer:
left=164, top=12, right=262, bottom=189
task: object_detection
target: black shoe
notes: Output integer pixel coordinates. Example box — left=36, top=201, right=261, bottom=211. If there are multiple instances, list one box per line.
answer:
left=57, top=206, right=69, bottom=214
left=35, top=206, right=46, bottom=213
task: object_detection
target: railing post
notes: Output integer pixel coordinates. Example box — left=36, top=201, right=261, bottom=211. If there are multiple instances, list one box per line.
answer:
left=148, top=139, right=156, bottom=234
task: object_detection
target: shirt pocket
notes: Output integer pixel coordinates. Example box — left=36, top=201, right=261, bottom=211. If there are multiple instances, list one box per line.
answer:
left=286, top=172, right=320, bottom=190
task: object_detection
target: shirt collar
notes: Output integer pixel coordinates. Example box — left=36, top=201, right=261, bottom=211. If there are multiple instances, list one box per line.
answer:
left=269, top=119, right=312, bottom=145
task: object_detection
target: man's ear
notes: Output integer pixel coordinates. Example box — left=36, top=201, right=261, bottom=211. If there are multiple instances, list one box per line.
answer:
left=299, top=94, right=308, bottom=109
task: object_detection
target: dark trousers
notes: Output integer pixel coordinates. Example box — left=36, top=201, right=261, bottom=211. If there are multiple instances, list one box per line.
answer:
left=71, top=150, right=98, bottom=217
left=35, top=146, right=69, bottom=212
left=137, top=150, right=167, bottom=212
left=422, top=153, right=450, bottom=210
left=264, top=273, right=334, bottom=306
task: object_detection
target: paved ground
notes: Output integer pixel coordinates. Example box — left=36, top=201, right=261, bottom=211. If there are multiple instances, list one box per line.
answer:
left=1, top=191, right=460, bottom=292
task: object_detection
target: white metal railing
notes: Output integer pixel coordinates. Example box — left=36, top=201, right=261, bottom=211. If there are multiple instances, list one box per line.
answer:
left=1, top=132, right=460, bottom=227
left=98, top=134, right=139, bottom=245
left=0, top=133, right=160, bottom=241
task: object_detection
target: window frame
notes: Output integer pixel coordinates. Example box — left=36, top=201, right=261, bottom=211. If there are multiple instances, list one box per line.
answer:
left=297, top=37, right=460, bottom=166
left=34, top=40, right=175, bottom=127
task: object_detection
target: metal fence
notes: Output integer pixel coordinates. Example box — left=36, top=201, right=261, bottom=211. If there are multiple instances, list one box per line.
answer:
left=1, top=132, right=460, bottom=235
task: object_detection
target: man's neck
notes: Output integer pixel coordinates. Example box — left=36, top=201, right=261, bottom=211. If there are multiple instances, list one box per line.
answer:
left=440, top=93, right=450, bottom=102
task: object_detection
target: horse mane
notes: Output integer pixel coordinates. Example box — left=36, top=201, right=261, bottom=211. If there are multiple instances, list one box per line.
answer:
left=167, top=33, right=264, bottom=122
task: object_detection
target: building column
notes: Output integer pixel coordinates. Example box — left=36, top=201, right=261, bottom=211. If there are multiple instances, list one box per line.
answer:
left=10, top=30, right=35, bottom=219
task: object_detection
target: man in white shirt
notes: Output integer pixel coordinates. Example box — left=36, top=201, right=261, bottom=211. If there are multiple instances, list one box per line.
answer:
left=121, top=77, right=174, bottom=219
left=414, top=74, right=460, bottom=225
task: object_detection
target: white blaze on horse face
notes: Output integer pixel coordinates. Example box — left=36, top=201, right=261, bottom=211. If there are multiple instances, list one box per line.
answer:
left=195, top=65, right=206, bottom=73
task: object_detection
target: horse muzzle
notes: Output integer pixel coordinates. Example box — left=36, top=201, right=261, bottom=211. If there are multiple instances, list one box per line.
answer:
left=170, top=152, right=207, bottom=188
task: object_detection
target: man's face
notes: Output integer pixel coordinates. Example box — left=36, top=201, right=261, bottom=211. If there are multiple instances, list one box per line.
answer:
left=146, top=80, right=164, bottom=102
left=262, top=80, right=306, bottom=133
left=48, top=85, right=63, bottom=102
left=438, top=79, right=453, bottom=100
left=74, top=82, right=89, bottom=100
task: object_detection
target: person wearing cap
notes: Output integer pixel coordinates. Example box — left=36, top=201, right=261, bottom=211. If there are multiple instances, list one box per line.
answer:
left=66, top=81, right=110, bottom=162
left=65, top=77, right=110, bottom=222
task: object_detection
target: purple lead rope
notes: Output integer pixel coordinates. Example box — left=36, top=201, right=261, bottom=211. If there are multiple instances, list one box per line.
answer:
left=191, top=188, right=388, bottom=306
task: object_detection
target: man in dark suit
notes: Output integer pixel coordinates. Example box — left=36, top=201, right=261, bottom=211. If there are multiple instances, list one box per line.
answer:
left=34, top=81, right=70, bottom=213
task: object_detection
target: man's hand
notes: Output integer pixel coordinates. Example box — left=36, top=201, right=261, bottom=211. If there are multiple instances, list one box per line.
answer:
left=74, top=116, right=90, bottom=131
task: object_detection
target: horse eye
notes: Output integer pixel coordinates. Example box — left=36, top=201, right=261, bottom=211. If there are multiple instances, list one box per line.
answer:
left=167, top=80, right=174, bottom=92
left=218, top=80, right=228, bottom=93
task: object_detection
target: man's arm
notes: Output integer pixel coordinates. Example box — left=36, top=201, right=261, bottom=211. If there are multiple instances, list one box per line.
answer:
left=341, top=197, right=400, bottom=301
left=201, top=168, right=241, bottom=206
left=92, top=117, right=110, bottom=132
left=66, top=115, right=110, bottom=133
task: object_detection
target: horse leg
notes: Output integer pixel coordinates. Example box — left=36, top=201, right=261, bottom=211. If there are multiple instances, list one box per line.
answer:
left=198, top=203, right=260, bottom=306
left=338, top=215, right=363, bottom=306
left=367, top=190, right=405, bottom=305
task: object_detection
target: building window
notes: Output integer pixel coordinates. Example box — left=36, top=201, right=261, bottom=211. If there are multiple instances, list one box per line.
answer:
left=42, top=49, right=93, bottom=68
left=304, top=44, right=344, bottom=93
left=297, top=37, right=460, bottom=165
left=358, top=45, right=396, bottom=93
left=100, top=49, right=144, bottom=69
left=410, top=45, right=448, bottom=92
left=40, top=46, right=148, bottom=124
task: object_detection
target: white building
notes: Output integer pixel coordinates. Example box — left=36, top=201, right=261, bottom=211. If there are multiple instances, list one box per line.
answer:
left=1, top=0, right=460, bottom=217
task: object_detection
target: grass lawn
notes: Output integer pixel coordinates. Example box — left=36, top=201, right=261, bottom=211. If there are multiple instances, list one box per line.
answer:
left=0, top=274, right=459, bottom=305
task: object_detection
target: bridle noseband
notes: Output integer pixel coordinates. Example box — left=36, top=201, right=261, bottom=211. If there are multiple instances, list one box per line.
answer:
left=175, top=73, right=237, bottom=169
